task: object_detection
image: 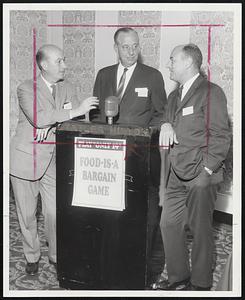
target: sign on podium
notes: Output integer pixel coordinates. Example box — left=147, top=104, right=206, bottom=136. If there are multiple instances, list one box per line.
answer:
left=72, top=137, right=126, bottom=211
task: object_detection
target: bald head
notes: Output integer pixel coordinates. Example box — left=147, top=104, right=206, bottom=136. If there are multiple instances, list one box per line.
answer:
left=36, top=44, right=62, bottom=70
left=182, top=44, right=203, bottom=70
left=167, top=43, right=202, bottom=84
left=36, top=44, right=67, bottom=83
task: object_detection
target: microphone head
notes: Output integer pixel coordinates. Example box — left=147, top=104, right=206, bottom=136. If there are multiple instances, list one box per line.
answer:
left=105, top=96, right=119, bottom=117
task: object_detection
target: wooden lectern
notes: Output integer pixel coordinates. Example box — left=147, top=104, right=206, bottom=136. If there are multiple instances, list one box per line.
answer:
left=56, top=121, right=159, bottom=290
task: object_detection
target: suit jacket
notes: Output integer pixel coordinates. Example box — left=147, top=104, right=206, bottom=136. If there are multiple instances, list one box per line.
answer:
left=10, top=75, right=79, bottom=180
left=163, top=75, right=231, bottom=183
left=92, top=62, right=167, bottom=127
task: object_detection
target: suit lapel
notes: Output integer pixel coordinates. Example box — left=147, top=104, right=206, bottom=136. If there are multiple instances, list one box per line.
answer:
left=112, top=64, right=119, bottom=96
left=56, top=81, right=66, bottom=109
left=37, top=75, right=56, bottom=107
left=168, top=91, right=178, bottom=123
left=175, top=75, right=204, bottom=116
left=120, top=63, right=139, bottom=101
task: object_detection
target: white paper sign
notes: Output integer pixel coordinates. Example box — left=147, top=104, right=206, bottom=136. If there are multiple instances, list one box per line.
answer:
left=72, top=137, right=126, bottom=211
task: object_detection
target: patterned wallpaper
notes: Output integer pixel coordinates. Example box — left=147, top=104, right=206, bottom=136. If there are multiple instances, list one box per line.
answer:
left=62, top=11, right=95, bottom=102
left=190, top=12, right=233, bottom=120
left=9, top=11, right=47, bottom=138
left=190, top=11, right=233, bottom=194
left=118, top=11, right=161, bottom=69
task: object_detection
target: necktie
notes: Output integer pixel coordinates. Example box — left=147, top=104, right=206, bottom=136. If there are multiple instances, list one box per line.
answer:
left=51, top=84, right=56, bottom=100
left=117, top=68, right=128, bottom=101
left=176, top=85, right=183, bottom=107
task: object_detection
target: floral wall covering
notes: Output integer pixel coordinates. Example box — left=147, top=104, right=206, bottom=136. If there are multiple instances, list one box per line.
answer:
left=118, top=11, right=161, bottom=69
left=62, top=11, right=95, bottom=102
left=9, top=11, right=47, bottom=138
left=190, top=11, right=233, bottom=119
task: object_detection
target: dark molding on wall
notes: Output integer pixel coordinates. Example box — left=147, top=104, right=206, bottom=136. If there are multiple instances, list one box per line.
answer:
left=214, top=210, right=232, bottom=226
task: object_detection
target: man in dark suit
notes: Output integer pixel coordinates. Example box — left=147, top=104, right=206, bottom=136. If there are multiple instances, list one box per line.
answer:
left=92, top=27, right=166, bottom=127
left=92, top=28, right=167, bottom=285
left=10, top=44, right=98, bottom=275
left=157, top=44, right=231, bottom=290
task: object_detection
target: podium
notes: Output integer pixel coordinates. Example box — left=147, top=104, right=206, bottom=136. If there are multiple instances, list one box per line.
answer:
left=56, top=121, right=159, bottom=290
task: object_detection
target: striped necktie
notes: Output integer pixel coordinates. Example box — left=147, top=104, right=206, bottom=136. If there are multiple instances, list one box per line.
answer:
left=51, top=84, right=56, bottom=100
left=117, top=68, right=128, bottom=101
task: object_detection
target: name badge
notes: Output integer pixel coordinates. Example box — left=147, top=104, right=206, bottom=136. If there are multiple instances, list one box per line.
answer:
left=182, top=106, right=194, bottom=116
left=135, top=87, right=148, bottom=97
left=63, top=102, right=72, bottom=110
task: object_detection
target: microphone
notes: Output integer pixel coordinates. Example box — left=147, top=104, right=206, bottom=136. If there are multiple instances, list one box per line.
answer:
left=105, top=96, right=119, bottom=125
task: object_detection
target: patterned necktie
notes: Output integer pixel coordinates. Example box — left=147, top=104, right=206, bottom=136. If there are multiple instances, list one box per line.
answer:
left=117, top=68, right=128, bottom=101
left=51, top=84, right=56, bottom=100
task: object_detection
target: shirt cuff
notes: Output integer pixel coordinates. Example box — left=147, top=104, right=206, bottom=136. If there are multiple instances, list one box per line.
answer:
left=204, top=166, right=213, bottom=175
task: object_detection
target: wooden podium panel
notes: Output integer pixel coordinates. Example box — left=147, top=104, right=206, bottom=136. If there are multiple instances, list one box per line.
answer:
left=56, top=121, right=155, bottom=290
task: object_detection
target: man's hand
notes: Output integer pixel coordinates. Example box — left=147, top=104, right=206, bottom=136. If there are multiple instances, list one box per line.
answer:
left=70, top=97, right=99, bottom=119
left=159, top=123, right=179, bottom=149
left=34, top=127, right=51, bottom=143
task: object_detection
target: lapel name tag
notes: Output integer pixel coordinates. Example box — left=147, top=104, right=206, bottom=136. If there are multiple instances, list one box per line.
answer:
left=135, top=87, right=148, bottom=97
left=182, top=106, right=194, bottom=116
left=63, top=102, right=72, bottom=110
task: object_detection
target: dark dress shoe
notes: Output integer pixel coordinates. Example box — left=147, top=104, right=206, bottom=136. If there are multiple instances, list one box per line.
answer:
left=152, top=277, right=190, bottom=290
left=49, top=259, right=57, bottom=270
left=25, top=261, right=39, bottom=275
left=187, top=282, right=211, bottom=291
left=151, top=273, right=168, bottom=289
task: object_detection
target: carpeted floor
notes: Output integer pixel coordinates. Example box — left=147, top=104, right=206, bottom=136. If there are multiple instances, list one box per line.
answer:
left=9, top=189, right=232, bottom=290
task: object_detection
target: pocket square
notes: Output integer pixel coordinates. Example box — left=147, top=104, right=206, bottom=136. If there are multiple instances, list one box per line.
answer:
left=182, top=106, right=193, bottom=116
left=135, top=87, right=148, bottom=97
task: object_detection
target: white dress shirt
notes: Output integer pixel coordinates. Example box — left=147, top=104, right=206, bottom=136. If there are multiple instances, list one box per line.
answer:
left=180, top=73, right=200, bottom=101
left=117, top=62, right=137, bottom=96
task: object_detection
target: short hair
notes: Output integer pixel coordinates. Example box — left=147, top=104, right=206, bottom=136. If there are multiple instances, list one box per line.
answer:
left=182, top=44, right=203, bottom=70
left=36, top=44, right=61, bottom=71
left=36, top=47, right=46, bottom=71
left=114, top=27, right=138, bottom=44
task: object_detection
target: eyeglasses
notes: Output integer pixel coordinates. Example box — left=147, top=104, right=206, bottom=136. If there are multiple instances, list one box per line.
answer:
left=118, top=44, right=140, bottom=52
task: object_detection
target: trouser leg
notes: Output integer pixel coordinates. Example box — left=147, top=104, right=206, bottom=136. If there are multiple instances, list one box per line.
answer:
left=160, top=170, right=190, bottom=284
left=147, top=185, right=160, bottom=255
left=10, top=175, right=40, bottom=262
left=186, top=179, right=217, bottom=288
left=148, top=141, right=164, bottom=270
left=147, top=184, right=165, bottom=275
left=39, top=154, right=56, bottom=263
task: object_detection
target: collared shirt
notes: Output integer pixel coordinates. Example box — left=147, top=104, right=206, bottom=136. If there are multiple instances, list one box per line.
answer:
left=181, top=73, right=200, bottom=101
left=42, top=74, right=74, bottom=119
left=117, top=62, right=137, bottom=96
left=41, top=74, right=56, bottom=95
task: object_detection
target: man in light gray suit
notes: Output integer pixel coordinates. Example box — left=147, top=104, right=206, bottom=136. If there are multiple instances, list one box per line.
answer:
left=10, top=44, right=98, bottom=275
